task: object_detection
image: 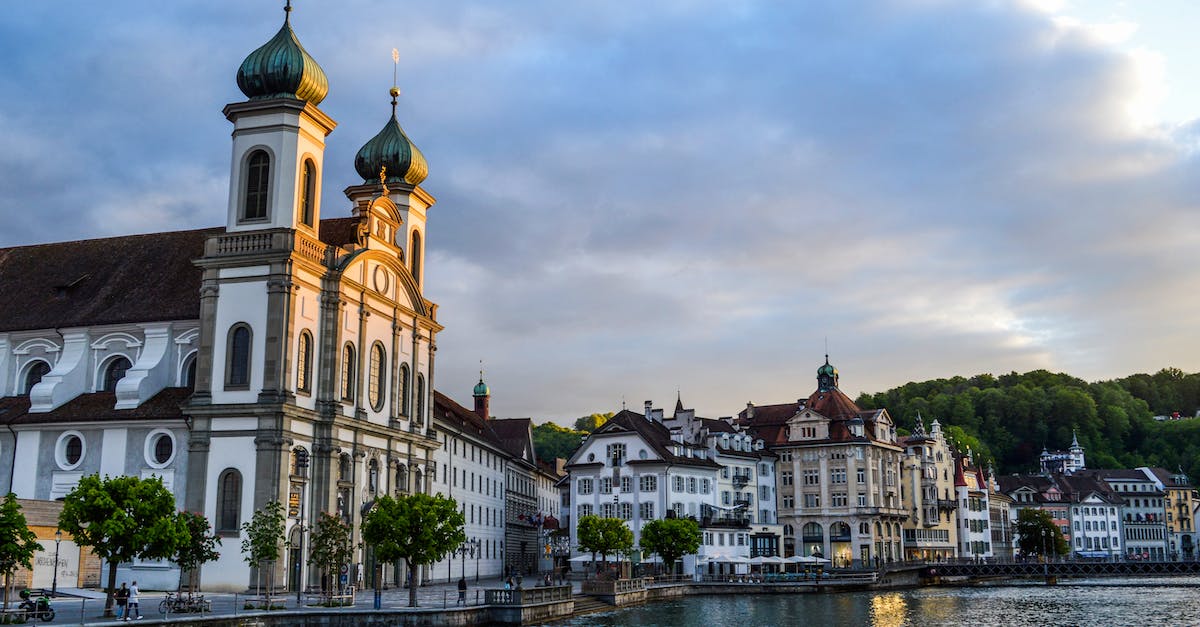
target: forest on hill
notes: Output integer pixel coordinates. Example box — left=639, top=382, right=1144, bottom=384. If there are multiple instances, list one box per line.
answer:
left=855, top=368, right=1200, bottom=478
left=531, top=369, right=1200, bottom=481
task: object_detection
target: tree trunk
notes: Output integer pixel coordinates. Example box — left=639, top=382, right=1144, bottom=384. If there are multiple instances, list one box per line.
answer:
left=104, top=561, right=119, bottom=617
left=408, top=562, right=418, bottom=607
left=4, top=572, right=10, bottom=612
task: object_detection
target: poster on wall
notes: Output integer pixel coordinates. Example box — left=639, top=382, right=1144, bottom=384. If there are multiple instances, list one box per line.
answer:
left=32, top=540, right=79, bottom=590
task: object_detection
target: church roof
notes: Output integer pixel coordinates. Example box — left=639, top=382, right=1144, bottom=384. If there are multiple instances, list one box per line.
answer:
left=236, top=7, right=329, bottom=105
left=433, top=390, right=505, bottom=451
left=491, top=418, right=537, bottom=466
left=0, top=227, right=219, bottom=332
left=1, top=387, right=191, bottom=426
left=0, top=216, right=382, bottom=334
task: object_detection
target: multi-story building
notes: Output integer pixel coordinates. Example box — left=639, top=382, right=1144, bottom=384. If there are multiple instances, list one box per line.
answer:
left=1081, top=469, right=1168, bottom=560
left=493, top=415, right=542, bottom=576
left=1039, top=432, right=1086, bottom=475
left=428, top=383, right=509, bottom=584
left=1142, top=467, right=1196, bottom=559
left=662, top=400, right=782, bottom=558
left=739, top=358, right=906, bottom=567
left=900, top=418, right=959, bottom=561
left=955, top=455, right=993, bottom=559
left=1000, top=473, right=1122, bottom=559
left=988, top=473, right=1015, bottom=560
left=565, top=408, right=721, bottom=565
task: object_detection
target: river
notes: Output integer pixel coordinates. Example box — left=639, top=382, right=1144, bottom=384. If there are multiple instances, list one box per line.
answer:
left=538, top=577, right=1200, bottom=626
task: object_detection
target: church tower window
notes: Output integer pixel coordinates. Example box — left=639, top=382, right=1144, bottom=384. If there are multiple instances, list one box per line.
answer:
left=299, top=159, right=316, bottom=227
left=182, top=353, right=197, bottom=389
left=22, top=360, right=51, bottom=395
left=102, top=356, right=132, bottom=393
left=368, top=342, right=386, bottom=411
left=243, top=150, right=271, bottom=221
left=226, top=324, right=252, bottom=388
left=410, top=230, right=422, bottom=286
left=341, top=343, right=357, bottom=401
left=217, top=469, right=242, bottom=533
left=296, top=331, right=313, bottom=394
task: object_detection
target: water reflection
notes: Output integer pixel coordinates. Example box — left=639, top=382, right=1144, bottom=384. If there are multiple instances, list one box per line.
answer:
left=870, top=592, right=908, bottom=627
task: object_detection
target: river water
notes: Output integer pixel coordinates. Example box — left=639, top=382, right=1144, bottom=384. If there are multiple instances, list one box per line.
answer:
left=539, top=577, right=1200, bottom=626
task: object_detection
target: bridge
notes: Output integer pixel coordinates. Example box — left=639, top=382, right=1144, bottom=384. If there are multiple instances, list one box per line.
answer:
left=916, top=560, right=1200, bottom=580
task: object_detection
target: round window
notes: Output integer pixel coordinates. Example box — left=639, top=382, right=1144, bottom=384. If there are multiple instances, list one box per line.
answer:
left=154, top=435, right=173, bottom=464
left=145, top=429, right=176, bottom=468
left=639, top=449, right=648, bottom=460
left=587, top=453, right=595, bottom=462
left=56, top=431, right=85, bottom=470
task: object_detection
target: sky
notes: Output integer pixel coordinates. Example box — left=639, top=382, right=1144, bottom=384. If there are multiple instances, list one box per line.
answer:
left=1, top=1, right=1198, bottom=425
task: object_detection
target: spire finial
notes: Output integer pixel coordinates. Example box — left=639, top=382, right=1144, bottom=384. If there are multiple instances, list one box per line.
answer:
left=284, top=0, right=292, bottom=23
left=390, top=48, right=401, bottom=117
left=479, top=359, right=485, bottom=383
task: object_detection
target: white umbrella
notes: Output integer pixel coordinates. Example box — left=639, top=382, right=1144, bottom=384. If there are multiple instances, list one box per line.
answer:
left=759, top=556, right=785, bottom=564
left=783, top=555, right=811, bottom=564
left=568, top=555, right=594, bottom=563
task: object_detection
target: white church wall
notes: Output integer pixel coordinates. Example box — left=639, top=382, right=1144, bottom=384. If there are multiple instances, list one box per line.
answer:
left=210, top=278, right=269, bottom=405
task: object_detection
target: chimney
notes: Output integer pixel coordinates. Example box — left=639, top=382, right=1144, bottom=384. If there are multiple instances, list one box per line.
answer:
left=644, top=400, right=653, bottom=421
left=745, top=402, right=755, bottom=419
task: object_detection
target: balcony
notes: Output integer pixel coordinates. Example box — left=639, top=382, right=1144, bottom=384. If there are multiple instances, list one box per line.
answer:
left=732, top=475, right=751, bottom=489
left=702, top=515, right=751, bottom=529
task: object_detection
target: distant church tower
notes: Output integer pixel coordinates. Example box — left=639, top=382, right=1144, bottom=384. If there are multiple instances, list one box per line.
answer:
left=473, top=370, right=490, bottom=421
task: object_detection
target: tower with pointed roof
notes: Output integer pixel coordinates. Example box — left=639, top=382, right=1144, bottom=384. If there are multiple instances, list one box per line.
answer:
left=473, top=368, right=490, bottom=420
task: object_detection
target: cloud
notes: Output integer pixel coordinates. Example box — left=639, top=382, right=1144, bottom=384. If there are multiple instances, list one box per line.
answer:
left=1, top=1, right=1197, bottom=423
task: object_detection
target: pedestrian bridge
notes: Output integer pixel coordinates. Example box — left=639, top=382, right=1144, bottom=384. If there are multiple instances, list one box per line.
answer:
left=917, top=560, right=1200, bottom=580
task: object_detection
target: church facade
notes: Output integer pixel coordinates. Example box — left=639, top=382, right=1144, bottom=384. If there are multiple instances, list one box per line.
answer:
left=0, top=5, right=496, bottom=592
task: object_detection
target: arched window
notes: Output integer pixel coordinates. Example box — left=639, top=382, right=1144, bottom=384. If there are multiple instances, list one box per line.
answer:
left=396, top=464, right=409, bottom=494
left=296, top=331, right=313, bottom=394
left=217, top=469, right=242, bottom=532
left=226, top=324, right=252, bottom=388
left=415, top=374, right=426, bottom=423
left=341, top=343, right=356, bottom=401
left=368, top=458, right=379, bottom=494
left=291, top=447, right=309, bottom=478
left=299, top=159, right=316, bottom=227
left=102, top=356, right=132, bottom=393
left=410, top=230, right=422, bottom=285
left=22, top=361, right=51, bottom=396
left=243, top=150, right=270, bottom=220
left=182, top=353, right=197, bottom=389
left=339, top=454, right=353, bottom=482
left=368, top=343, right=386, bottom=411
left=398, top=363, right=410, bottom=417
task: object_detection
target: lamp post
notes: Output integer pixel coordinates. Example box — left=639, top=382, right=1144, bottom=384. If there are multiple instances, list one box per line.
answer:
left=51, top=529, right=62, bottom=597
left=294, top=451, right=309, bottom=604
left=472, top=538, right=480, bottom=583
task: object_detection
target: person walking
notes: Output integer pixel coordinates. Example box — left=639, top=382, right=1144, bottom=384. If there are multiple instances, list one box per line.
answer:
left=126, top=580, right=141, bottom=620
left=114, top=583, right=129, bottom=620
left=457, top=577, right=467, bottom=605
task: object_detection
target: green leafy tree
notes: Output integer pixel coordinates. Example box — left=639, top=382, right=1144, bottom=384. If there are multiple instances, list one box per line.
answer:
left=639, top=518, right=700, bottom=575
left=1014, top=508, right=1069, bottom=557
left=0, top=494, right=41, bottom=612
left=307, top=512, right=353, bottom=602
left=58, top=474, right=188, bottom=616
left=576, top=515, right=633, bottom=567
left=241, top=501, right=286, bottom=600
left=573, top=413, right=615, bottom=434
left=532, top=421, right=587, bottom=461
left=173, top=511, right=221, bottom=594
left=361, top=493, right=465, bottom=608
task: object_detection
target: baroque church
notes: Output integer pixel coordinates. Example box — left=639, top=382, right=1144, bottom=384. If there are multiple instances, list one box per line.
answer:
left=0, top=4, right=497, bottom=591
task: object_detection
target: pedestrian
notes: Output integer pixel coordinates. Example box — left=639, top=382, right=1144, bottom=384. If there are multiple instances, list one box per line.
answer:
left=126, top=580, right=141, bottom=620
left=114, top=583, right=129, bottom=619
left=504, top=577, right=513, bottom=590
left=457, top=577, right=467, bottom=605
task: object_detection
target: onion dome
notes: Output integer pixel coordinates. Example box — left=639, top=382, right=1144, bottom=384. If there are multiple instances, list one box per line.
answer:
left=354, top=89, right=429, bottom=185
left=236, top=4, right=329, bottom=105
left=817, top=355, right=839, bottom=392
left=473, top=373, right=489, bottom=397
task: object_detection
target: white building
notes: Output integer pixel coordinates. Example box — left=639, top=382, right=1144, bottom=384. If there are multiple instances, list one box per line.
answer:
left=954, top=456, right=993, bottom=559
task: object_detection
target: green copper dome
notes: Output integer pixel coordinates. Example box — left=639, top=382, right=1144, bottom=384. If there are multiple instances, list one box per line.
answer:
left=817, top=361, right=837, bottom=377
left=354, top=100, right=429, bottom=185
left=473, top=375, right=489, bottom=397
left=236, top=12, right=329, bottom=105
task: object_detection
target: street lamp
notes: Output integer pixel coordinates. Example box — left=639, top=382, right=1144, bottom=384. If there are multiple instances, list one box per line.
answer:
left=294, top=450, right=309, bottom=604
left=472, top=538, right=481, bottom=583
left=51, top=529, right=62, bottom=597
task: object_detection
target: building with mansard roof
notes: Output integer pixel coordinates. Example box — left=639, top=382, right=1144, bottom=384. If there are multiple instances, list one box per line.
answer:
left=737, top=358, right=906, bottom=567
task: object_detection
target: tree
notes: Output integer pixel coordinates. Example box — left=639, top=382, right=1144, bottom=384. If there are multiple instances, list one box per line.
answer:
left=307, top=513, right=353, bottom=602
left=59, top=474, right=187, bottom=616
left=639, top=518, right=700, bottom=575
left=0, top=494, right=41, bottom=612
left=173, top=511, right=221, bottom=595
left=573, top=413, right=614, bottom=433
left=361, top=493, right=465, bottom=608
left=532, top=421, right=587, bottom=461
left=576, top=515, right=633, bottom=568
left=241, top=501, right=286, bottom=601
left=1014, top=508, right=1069, bottom=558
